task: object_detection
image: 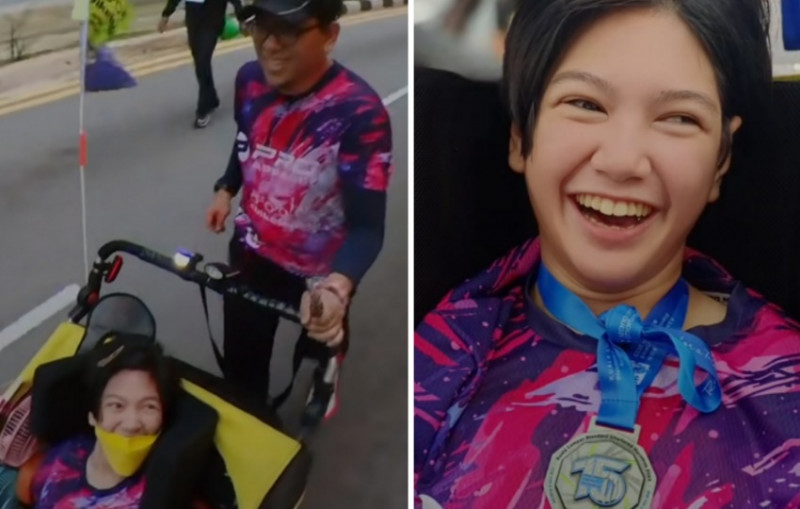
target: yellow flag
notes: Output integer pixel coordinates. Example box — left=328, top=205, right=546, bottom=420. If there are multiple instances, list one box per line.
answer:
left=88, top=0, right=135, bottom=47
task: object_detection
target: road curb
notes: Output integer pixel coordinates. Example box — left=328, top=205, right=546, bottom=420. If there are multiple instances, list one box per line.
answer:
left=0, top=6, right=406, bottom=117
left=343, top=0, right=406, bottom=14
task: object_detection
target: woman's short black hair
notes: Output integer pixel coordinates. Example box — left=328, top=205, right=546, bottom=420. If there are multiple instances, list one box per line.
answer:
left=85, top=336, right=179, bottom=426
left=503, top=0, right=772, bottom=157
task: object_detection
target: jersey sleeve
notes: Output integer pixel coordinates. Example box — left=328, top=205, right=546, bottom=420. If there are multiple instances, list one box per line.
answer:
left=328, top=98, right=393, bottom=282
left=701, top=312, right=800, bottom=505
left=337, top=99, right=393, bottom=192
left=29, top=440, right=72, bottom=505
left=414, top=309, right=492, bottom=494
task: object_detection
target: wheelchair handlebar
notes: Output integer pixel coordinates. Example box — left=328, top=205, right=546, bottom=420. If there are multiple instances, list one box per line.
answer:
left=69, top=240, right=304, bottom=323
left=96, top=240, right=176, bottom=274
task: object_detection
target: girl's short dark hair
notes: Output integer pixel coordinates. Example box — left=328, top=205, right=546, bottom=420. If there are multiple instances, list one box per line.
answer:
left=85, top=337, right=179, bottom=425
left=503, top=0, right=772, bottom=157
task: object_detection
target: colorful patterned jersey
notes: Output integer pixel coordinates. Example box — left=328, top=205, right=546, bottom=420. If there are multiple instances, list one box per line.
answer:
left=32, top=435, right=145, bottom=509
left=230, top=60, right=393, bottom=277
left=415, top=238, right=800, bottom=509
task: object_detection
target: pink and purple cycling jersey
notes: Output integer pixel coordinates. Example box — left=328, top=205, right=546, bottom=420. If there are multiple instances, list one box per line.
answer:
left=32, top=435, right=145, bottom=509
left=228, top=60, right=393, bottom=277
left=415, top=238, right=800, bottom=508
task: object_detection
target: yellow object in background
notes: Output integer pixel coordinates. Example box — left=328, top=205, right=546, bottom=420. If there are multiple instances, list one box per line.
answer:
left=88, top=0, right=136, bottom=47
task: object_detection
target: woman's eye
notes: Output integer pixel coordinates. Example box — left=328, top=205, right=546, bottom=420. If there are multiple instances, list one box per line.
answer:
left=662, top=114, right=699, bottom=126
left=567, top=99, right=603, bottom=112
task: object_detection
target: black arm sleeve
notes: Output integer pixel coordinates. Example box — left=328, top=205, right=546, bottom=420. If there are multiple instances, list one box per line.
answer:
left=214, top=141, right=244, bottom=195
left=331, top=186, right=387, bottom=284
left=161, top=0, right=181, bottom=18
left=215, top=65, right=246, bottom=195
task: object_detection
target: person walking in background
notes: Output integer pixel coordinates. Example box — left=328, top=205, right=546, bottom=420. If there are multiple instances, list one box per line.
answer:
left=158, top=0, right=243, bottom=128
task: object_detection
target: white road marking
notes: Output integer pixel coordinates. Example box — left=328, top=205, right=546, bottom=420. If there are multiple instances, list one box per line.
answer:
left=0, top=284, right=80, bottom=354
left=383, top=86, right=408, bottom=106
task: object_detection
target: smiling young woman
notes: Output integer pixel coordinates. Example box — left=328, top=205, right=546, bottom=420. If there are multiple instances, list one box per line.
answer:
left=414, top=1, right=800, bottom=508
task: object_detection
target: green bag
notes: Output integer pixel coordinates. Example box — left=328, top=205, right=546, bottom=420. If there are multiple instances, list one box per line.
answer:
left=221, top=16, right=241, bottom=40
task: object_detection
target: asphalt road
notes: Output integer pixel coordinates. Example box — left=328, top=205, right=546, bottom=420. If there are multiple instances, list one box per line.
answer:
left=0, top=11, right=408, bottom=509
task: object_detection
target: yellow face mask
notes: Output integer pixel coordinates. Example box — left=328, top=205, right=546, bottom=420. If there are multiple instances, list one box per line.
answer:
left=94, top=426, right=159, bottom=477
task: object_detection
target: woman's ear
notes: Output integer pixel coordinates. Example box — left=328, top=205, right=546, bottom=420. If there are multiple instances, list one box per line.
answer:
left=88, top=411, right=97, bottom=427
left=509, top=123, right=526, bottom=174
left=708, top=115, right=742, bottom=203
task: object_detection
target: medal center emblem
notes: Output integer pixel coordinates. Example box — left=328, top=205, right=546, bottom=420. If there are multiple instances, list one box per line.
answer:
left=572, top=456, right=630, bottom=506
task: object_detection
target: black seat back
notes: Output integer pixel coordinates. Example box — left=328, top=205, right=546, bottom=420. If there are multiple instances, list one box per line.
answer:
left=414, top=67, right=533, bottom=323
left=80, top=293, right=156, bottom=354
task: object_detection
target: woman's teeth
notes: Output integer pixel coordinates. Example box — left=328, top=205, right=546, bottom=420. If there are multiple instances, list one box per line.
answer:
left=575, top=194, right=652, bottom=219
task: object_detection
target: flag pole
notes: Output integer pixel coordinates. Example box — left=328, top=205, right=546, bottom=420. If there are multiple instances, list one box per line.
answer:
left=75, top=0, right=90, bottom=280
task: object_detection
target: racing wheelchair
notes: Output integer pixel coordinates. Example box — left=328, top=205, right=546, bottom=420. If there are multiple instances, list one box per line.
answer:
left=0, top=240, right=320, bottom=508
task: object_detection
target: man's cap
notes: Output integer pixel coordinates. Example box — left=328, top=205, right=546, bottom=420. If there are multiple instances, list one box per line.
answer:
left=240, top=0, right=316, bottom=25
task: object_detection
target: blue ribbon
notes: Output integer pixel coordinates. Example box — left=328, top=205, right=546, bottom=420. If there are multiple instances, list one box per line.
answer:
left=536, top=264, right=721, bottom=430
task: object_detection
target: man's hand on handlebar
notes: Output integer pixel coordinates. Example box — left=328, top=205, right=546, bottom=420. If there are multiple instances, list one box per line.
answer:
left=206, top=190, right=232, bottom=233
left=300, top=274, right=353, bottom=347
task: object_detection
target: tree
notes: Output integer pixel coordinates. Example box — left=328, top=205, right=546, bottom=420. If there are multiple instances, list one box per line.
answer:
left=6, top=10, right=32, bottom=62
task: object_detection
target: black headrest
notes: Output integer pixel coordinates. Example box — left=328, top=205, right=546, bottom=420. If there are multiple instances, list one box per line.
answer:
left=688, top=80, right=800, bottom=318
left=414, top=67, right=533, bottom=323
left=414, top=66, right=800, bottom=323
left=31, top=354, right=93, bottom=443
left=141, top=390, right=218, bottom=509
left=81, top=293, right=156, bottom=354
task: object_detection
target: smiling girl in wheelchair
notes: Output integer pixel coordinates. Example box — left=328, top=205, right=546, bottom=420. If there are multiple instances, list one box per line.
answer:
left=414, top=0, right=800, bottom=507
left=31, top=339, right=178, bottom=508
